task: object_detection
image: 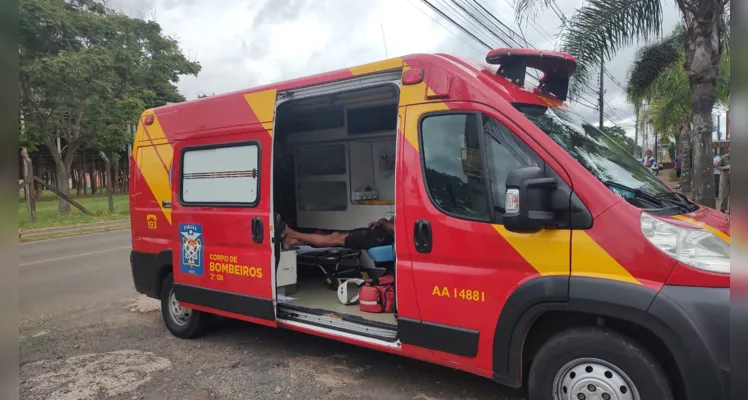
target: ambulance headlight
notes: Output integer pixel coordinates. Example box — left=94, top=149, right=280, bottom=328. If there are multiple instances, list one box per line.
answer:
left=640, top=213, right=730, bottom=274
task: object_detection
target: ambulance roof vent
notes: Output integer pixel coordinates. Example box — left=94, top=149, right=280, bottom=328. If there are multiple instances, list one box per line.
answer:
left=485, top=48, right=577, bottom=101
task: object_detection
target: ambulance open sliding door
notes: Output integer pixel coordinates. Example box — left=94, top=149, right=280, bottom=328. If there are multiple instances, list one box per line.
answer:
left=170, top=133, right=276, bottom=328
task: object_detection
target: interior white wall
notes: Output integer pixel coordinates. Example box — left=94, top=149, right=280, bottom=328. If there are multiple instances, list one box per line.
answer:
left=289, top=127, right=396, bottom=231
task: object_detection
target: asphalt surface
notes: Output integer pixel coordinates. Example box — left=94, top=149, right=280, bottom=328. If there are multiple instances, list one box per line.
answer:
left=19, top=230, right=526, bottom=400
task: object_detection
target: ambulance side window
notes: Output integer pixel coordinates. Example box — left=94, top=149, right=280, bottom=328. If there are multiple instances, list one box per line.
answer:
left=180, top=142, right=261, bottom=206
left=481, top=115, right=536, bottom=217
left=420, top=113, right=490, bottom=222
left=419, top=112, right=537, bottom=224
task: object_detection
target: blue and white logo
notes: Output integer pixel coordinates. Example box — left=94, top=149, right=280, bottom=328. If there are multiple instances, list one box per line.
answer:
left=180, top=223, right=204, bottom=276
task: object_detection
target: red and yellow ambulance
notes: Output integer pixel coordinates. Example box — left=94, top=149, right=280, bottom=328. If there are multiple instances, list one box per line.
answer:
left=129, top=49, right=729, bottom=400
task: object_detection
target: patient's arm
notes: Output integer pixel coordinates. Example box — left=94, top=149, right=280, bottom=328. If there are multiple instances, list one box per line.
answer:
left=370, top=218, right=395, bottom=233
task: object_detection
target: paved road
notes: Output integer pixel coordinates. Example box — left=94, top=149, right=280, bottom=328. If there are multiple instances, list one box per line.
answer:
left=20, top=230, right=133, bottom=317
left=19, top=231, right=525, bottom=400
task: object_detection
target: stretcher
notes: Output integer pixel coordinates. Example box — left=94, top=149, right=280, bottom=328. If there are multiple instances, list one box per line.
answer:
left=295, top=246, right=363, bottom=289
left=292, top=245, right=395, bottom=289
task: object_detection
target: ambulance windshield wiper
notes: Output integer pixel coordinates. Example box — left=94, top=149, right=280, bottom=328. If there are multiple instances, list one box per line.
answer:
left=655, top=191, right=699, bottom=213
left=603, top=181, right=678, bottom=212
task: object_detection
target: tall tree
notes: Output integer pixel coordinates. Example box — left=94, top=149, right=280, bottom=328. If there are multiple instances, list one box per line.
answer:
left=515, top=0, right=730, bottom=206
left=19, top=0, right=200, bottom=212
left=600, top=125, right=641, bottom=155
left=627, top=25, right=730, bottom=192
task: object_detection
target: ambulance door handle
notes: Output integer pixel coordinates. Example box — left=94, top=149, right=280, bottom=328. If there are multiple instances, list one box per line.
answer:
left=252, top=217, right=264, bottom=244
left=162, top=200, right=172, bottom=208
left=414, top=220, right=432, bottom=254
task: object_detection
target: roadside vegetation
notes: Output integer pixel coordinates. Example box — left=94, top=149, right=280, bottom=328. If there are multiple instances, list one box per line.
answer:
left=19, top=191, right=129, bottom=231
left=19, top=0, right=198, bottom=223
left=516, top=0, right=730, bottom=207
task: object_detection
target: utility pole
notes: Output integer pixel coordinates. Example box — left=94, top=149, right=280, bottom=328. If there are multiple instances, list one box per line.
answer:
left=598, top=57, right=605, bottom=129
left=726, top=110, right=730, bottom=140
left=380, top=25, right=388, bottom=58
left=634, top=107, right=639, bottom=157
left=716, top=113, right=721, bottom=140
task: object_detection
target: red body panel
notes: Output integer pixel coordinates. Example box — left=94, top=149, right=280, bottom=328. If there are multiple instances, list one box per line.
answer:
left=400, top=139, right=543, bottom=370
left=583, top=200, right=677, bottom=291
left=130, top=153, right=171, bottom=255
left=130, top=51, right=730, bottom=381
left=680, top=206, right=730, bottom=236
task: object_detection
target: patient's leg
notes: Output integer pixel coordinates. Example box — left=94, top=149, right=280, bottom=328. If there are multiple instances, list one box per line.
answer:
left=281, top=236, right=302, bottom=249
left=283, top=228, right=347, bottom=249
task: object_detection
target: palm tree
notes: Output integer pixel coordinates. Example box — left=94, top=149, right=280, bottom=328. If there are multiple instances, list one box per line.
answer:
left=515, top=0, right=730, bottom=207
left=627, top=25, right=730, bottom=193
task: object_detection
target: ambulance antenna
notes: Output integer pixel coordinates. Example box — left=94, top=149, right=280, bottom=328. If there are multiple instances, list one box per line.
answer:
left=381, top=25, right=389, bottom=58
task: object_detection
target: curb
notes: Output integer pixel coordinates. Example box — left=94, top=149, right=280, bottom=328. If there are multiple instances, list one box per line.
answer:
left=20, top=224, right=131, bottom=243
left=21, top=220, right=130, bottom=235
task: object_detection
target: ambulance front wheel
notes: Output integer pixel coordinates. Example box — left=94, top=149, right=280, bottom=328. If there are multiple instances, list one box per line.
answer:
left=160, top=274, right=212, bottom=339
left=527, top=327, right=673, bottom=400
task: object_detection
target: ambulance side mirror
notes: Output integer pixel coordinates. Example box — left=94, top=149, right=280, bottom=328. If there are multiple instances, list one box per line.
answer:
left=503, top=166, right=557, bottom=233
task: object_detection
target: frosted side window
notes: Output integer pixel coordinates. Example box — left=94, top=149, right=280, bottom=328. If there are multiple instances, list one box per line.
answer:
left=182, top=144, right=259, bottom=205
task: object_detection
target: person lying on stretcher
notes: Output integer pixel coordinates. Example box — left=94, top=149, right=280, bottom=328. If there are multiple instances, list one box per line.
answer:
left=277, top=215, right=394, bottom=251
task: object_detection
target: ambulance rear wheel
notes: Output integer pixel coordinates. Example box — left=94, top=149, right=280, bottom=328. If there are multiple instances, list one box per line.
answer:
left=160, top=274, right=211, bottom=339
left=527, top=327, right=672, bottom=400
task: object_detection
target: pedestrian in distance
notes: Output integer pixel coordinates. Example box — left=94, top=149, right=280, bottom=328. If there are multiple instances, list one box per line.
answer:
left=641, top=150, right=655, bottom=168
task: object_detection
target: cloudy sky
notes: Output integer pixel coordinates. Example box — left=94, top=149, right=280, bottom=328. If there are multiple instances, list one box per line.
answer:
left=109, top=0, right=727, bottom=143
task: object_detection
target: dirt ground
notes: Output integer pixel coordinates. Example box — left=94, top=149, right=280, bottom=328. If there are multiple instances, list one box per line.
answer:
left=19, top=296, right=526, bottom=400
left=19, top=231, right=525, bottom=400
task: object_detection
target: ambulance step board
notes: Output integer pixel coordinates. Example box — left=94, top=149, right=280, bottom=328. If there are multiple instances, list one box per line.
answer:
left=278, top=306, right=398, bottom=342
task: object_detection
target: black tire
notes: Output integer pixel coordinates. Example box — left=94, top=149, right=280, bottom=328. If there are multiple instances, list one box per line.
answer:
left=160, top=274, right=212, bottom=339
left=527, top=327, right=673, bottom=400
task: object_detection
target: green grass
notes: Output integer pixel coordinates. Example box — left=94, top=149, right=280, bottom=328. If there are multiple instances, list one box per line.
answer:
left=19, top=191, right=130, bottom=230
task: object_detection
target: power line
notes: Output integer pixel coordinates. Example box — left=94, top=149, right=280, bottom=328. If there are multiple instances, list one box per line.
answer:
left=464, top=0, right=528, bottom=47
left=437, top=0, right=522, bottom=49
left=473, top=0, right=606, bottom=108
left=490, top=0, right=629, bottom=111
left=439, top=0, right=503, bottom=47
left=520, top=0, right=630, bottom=121
left=446, top=0, right=543, bottom=82
left=414, top=0, right=613, bottom=116
left=403, top=0, right=487, bottom=55
left=497, top=0, right=558, bottom=47
left=548, top=3, right=628, bottom=95
left=418, top=0, right=494, bottom=49
left=433, top=0, right=496, bottom=45
left=418, top=0, right=542, bottom=81
left=472, top=0, right=597, bottom=93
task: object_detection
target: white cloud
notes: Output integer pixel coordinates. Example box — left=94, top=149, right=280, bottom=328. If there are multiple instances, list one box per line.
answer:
left=108, top=0, right=710, bottom=143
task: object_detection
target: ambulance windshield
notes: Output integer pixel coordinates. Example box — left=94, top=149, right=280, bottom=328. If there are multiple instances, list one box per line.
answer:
left=516, top=104, right=670, bottom=195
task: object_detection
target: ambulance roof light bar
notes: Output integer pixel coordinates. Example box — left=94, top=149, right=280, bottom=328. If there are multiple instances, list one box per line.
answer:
left=486, top=48, right=577, bottom=101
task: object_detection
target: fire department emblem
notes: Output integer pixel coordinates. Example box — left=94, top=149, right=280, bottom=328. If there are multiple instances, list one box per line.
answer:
left=180, top=223, right=204, bottom=276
